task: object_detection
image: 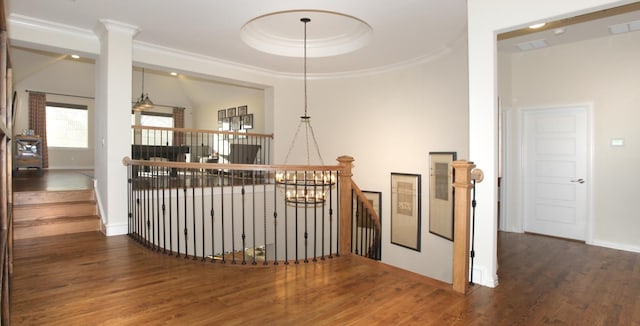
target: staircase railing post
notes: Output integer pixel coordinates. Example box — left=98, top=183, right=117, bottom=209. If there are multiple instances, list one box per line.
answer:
left=452, top=160, right=476, bottom=294
left=337, top=155, right=354, bottom=256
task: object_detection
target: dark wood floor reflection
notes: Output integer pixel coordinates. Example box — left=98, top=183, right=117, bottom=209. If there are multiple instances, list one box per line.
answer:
left=10, top=230, right=640, bottom=325
left=13, top=169, right=94, bottom=192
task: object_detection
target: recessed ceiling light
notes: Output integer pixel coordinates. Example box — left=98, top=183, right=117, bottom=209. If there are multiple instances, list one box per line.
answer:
left=516, top=39, right=548, bottom=51
left=553, top=28, right=565, bottom=35
left=170, top=72, right=178, bottom=76
left=70, top=54, right=80, bottom=59
left=529, top=23, right=546, bottom=29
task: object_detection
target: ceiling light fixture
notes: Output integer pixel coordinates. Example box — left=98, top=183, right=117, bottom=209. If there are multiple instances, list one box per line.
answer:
left=529, top=22, right=546, bottom=29
left=275, top=18, right=336, bottom=206
left=133, top=68, right=154, bottom=110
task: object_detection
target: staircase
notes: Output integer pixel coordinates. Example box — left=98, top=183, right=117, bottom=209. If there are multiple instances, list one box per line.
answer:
left=13, top=189, right=101, bottom=240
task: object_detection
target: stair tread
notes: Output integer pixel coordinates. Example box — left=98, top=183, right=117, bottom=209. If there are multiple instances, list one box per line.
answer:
left=14, top=200, right=96, bottom=208
left=14, top=215, right=100, bottom=227
left=13, top=189, right=95, bottom=205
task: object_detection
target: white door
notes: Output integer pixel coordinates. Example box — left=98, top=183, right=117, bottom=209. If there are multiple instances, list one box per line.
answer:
left=523, top=106, right=589, bottom=241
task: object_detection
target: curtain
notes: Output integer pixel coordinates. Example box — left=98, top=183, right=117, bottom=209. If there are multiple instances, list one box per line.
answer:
left=28, top=92, right=48, bottom=168
left=173, top=107, right=185, bottom=147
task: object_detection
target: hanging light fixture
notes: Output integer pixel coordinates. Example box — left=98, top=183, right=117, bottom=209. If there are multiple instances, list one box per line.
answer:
left=275, top=18, right=336, bottom=206
left=133, top=68, right=154, bottom=110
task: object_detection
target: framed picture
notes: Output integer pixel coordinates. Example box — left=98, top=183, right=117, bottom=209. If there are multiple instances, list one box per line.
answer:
left=227, top=107, right=237, bottom=117
left=218, top=109, right=226, bottom=121
left=428, top=152, right=456, bottom=241
left=391, top=173, right=421, bottom=251
left=221, top=117, right=231, bottom=131
left=231, top=116, right=241, bottom=131
left=237, top=105, right=248, bottom=115
left=242, top=114, right=254, bottom=129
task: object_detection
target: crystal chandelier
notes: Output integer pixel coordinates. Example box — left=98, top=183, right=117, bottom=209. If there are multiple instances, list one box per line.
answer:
left=275, top=18, right=336, bottom=206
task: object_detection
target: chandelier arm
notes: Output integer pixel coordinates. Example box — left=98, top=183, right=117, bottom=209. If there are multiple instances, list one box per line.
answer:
left=282, top=119, right=306, bottom=164
left=306, top=121, right=326, bottom=165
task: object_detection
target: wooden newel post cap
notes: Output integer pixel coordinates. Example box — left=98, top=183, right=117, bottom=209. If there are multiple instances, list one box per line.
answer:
left=471, top=168, right=484, bottom=183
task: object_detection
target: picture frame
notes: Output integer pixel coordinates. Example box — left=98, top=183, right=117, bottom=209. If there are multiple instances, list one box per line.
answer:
left=221, top=117, right=231, bottom=131
left=428, top=152, right=456, bottom=241
left=391, top=173, right=421, bottom=251
left=237, top=105, right=248, bottom=116
left=218, top=109, right=226, bottom=121
left=242, top=113, right=254, bottom=129
left=231, top=116, right=241, bottom=131
left=227, top=107, right=237, bottom=117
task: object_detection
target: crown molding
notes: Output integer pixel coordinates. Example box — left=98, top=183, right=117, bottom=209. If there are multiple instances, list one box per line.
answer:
left=9, top=14, right=463, bottom=81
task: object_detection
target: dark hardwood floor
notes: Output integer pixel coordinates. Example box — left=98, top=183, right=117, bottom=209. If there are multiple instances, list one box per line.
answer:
left=10, top=171, right=640, bottom=325
left=13, top=169, right=94, bottom=192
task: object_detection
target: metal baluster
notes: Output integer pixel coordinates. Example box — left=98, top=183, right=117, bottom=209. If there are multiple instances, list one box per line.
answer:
left=191, top=169, right=197, bottom=260
left=273, top=176, right=279, bottom=265
left=330, top=173, right=336, bottom=258
left=241, top=179, right=247, bottom=265
left=183, top=170, right=189, bottom=259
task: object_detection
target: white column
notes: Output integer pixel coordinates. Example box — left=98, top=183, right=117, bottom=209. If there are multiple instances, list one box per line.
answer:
left=94, top=20, right=139, bottom=235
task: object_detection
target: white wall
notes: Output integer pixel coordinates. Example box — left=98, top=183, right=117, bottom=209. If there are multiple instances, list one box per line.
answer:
left=302, top=38, right=469, bottom=282
left=500, top=30, right=640, bottom=252
left=11, top=48, right=96, bottom=169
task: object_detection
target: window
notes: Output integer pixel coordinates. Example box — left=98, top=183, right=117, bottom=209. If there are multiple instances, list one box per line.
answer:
left=132, top=112, right=174, bottom=145
left=46, top=103, right=88, bottom=148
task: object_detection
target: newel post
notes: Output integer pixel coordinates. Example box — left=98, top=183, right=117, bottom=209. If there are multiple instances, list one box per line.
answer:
left=452, top=160, right=477, bottom=294
left=337, top=155, right=354, bottom=256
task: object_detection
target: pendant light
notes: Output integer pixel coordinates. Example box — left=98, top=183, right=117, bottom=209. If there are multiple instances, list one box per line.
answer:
left=133, top=68, right=154, bottom=110
left=275, top=18, right=336, bottom=206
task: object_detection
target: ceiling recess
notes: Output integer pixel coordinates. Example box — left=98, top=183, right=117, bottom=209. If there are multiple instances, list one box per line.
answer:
left=240, top=10, right=372, bottom=58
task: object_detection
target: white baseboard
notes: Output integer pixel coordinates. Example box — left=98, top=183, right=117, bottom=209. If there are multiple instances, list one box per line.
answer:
left=590, top=240, right=640, bottom=253
left=104, top=223, right=128, bottom=236
left=471, top=264, right=499, bottom=288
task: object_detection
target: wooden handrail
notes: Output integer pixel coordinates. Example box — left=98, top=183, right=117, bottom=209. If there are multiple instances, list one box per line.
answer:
left=131, top=125, right=274, bottom=139
left=351, top=181, right=382, bottom=231
left=122, top=157, right=341, bottom=172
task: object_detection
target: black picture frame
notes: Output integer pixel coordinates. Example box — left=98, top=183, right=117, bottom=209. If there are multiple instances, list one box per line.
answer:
left=218, top=109, right=226, bottom=121
left=231, top=116, right=241, bottom=131
left=237, top=105, right=248, bottom=116
left=428, top=152, right=456, bottom=241
left=227, top=107, right=236, bottom=117
left=242, top=114, right=254, bottom=129
left=391, top=173, right=421, bottom=251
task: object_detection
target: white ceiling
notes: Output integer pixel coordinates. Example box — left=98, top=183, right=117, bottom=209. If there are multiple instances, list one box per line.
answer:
left=6, top=0, right=468, bottom=75
left=6, top=1, right=640, bottom=76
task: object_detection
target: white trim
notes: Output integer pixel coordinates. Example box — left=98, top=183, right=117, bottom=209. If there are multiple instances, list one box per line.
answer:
left=472, top=263, right=499, bottom=288
left=591, top=240, right=640, bottom=254
left=499, top=110, right=510, bottom=231
left=104, top=223, right=128, bottom=236
left=93, top=178, right=108, bottom=235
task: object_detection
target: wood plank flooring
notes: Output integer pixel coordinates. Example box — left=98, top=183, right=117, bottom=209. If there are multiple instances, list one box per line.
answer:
left=10, top=231, right=640, bottom=325
left=9, top=171, right=640, bottom=325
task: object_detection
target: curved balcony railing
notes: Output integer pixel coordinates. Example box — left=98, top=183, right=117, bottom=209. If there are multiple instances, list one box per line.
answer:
left=122, top=155, right=364, bottom=265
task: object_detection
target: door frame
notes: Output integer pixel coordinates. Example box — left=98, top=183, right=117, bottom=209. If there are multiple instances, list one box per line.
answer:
left=501, top=103, right=594, bottom=244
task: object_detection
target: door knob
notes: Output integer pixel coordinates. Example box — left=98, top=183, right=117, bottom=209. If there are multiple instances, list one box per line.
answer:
left=570, top=178, right=585, bottom=184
